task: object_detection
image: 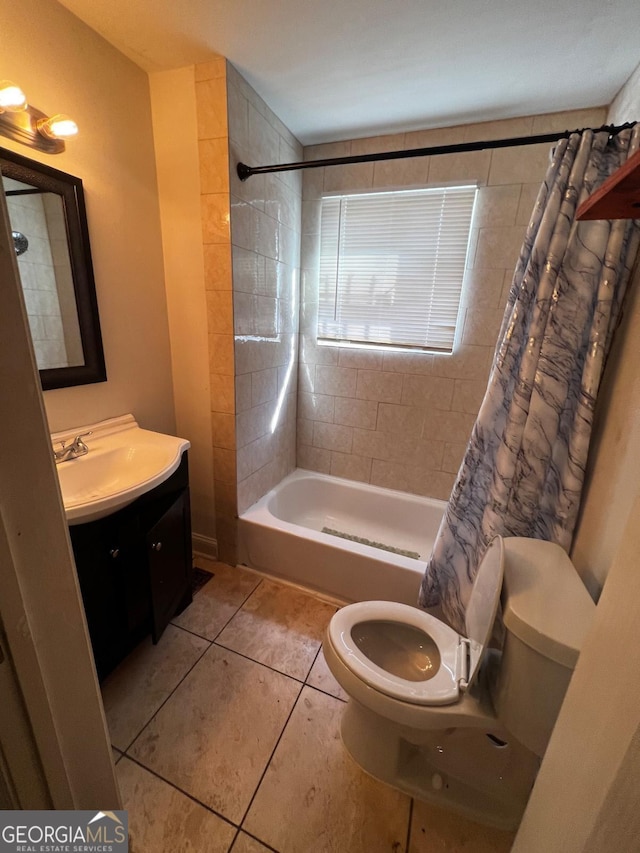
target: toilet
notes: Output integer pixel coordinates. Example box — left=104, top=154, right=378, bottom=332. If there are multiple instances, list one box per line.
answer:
left=323, top=536, right=595, bottom=830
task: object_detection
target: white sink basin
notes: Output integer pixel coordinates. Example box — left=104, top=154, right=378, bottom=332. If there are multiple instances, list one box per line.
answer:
left=52, top=415, right=190, bottom=525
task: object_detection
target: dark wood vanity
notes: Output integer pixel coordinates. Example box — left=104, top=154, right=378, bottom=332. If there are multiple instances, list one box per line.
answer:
left=69, top=454, right=193, bottom=680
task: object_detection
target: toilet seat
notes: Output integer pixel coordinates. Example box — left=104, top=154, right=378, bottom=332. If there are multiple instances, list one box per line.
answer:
left=328, top=601, right=463, bottom=705
left=327, top=537, right=505, bottom=708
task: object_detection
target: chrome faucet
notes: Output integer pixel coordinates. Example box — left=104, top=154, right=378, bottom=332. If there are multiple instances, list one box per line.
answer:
left=54, top=431, right=92, bottom=463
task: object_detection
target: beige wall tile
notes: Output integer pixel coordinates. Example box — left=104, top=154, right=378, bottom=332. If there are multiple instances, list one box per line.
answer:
left=337, top=348, right=384, bottom=370
left=330, top=451, right=372, bottom=482
left=298, top=443, right=331, bottom=473
left=210, top=372, right=235, bottom=414
left=300, top=391, right=335, bottom=423
left=196, top=78, right=228, bottom=139
left=323, top=161, right=375, bottom=193
left=356, top=370, right=402, bottom=403
left=462, top=116, right=534, bottom=142
left=203, top=243, right=232, bottom=291
left=431, top=345, right=493, bottom=380
left=370, top=458, right=410, bottom=491
left=333, top=397, right=378, bottom=430
left=212, top=410, right=236, bottom=450
left=452, top=379, right=488, bottom=414
left=428, top=149, right=491, bottom=185
left=461, top=267, right=506, bottom=309
left=208, top=333, right=235, bottom=375
left=377, top=402, right=426, bottom=436
left=401, top=375, right=455, bottom=410
left=199, top=138, right=230, bottom=193
left=206, top=290, right=233, bottom=335
left=383, top=350, right=433, bottom=375
left=407, top=468, right=456, bottom=501
left=429, top=410, right=477, bottom=443
left=373, top=155, right=430, bottom=189
left=530, top=107, right=606, bottom=135
left=313, top=421, right=353, bottom=454
left=488, top=142, right=551, bottom=185
left=473, top=225, right=525, bottom=270
left=235, top=372, right=252, bottom=412
left=462, top=307, right=505, bottom=347
left=516, top=182, right=543, bottom=226
left=473, top=184, right=522, bottom=227
left=201, top=193, right=231, bottom=243
left=442, top=441, right=467, bottom=474
left=315, top=364, right=358, bottom=397
left=251, top=368, right=278, bottom=406
left=213, top=447, right=237, bottom=484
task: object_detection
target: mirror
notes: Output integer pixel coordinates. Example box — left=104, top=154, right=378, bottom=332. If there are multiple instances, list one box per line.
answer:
left=0, top=147, right=106, bottom=390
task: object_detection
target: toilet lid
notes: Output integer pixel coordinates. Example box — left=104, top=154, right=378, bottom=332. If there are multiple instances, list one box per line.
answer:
left=464, top=536, right=504, bottom=690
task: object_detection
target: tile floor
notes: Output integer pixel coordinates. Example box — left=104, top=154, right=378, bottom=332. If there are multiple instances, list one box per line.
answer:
left=103, top=559, right=515, bottom=852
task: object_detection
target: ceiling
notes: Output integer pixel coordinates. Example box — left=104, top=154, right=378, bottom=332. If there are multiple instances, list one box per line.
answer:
left=57, top=0, right=640, bottom=145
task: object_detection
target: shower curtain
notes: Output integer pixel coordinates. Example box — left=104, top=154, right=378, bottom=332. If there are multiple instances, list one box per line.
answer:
left=419, top=126, right=640, bottom=633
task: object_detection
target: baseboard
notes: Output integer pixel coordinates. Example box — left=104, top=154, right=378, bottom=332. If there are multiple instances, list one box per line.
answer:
left=192, top=533, right=218, bottom=561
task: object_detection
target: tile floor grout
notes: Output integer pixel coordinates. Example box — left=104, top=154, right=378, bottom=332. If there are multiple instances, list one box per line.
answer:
left=118, top=634, right=213, bottom=754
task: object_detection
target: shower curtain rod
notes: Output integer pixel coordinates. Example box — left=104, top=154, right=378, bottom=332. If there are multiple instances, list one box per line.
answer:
left=236, top=121, right=635, bottom=181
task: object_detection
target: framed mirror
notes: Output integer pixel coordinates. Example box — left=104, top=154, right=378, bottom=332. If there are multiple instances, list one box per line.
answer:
left=0, top=147, right=106, bottom=390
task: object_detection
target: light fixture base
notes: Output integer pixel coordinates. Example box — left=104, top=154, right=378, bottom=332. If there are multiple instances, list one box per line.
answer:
left=0, top=104, right=64, bottom=154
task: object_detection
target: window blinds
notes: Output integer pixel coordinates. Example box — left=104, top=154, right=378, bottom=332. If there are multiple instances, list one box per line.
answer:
left=318, top=185, right=477, bottom=352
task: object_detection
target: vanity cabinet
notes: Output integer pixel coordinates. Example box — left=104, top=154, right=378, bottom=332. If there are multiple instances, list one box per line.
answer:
left=70, top=454, right=192, bottom=680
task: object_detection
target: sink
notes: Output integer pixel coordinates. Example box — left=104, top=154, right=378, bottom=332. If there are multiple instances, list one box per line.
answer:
left=52, top=414, right=190, bottom=525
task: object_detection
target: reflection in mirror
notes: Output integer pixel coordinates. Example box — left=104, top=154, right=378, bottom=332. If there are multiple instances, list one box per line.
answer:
left=5, top=177, right=83, bottom=369
left=0, top=147, right=106, bottom=390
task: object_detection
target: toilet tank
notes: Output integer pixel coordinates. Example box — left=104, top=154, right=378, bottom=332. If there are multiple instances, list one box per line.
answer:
left=492, top=537, right=595, bottom=757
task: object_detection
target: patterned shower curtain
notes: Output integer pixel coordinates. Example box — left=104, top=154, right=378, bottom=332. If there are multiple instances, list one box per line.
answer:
left=419, top=126, right=640, bottom=633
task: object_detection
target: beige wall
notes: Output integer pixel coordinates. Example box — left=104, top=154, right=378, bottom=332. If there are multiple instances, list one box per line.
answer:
left=2, top=0, right=175, bottom=436
left=298, top=107, right=606, bottom=499
left=150, top=67, right=216, bottom=545
left=571, top=63, right=640, bottom=596
left=227, top=65, right=302, bottom=515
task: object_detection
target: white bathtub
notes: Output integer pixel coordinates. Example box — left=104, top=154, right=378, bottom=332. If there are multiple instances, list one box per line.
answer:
left=238, top=469, right=446, bottom=605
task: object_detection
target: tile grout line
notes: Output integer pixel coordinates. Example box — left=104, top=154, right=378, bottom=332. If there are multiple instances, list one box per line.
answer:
left=405, top=798, right=414, bottom=853
left=236, top=682, right=307, bottom=833
left=121, top=753, right=238, bottom=832
left=228, top=827, right=280, bottom=853
left=119, top=573, right=266, bottom=752
left=116, top=635, right=213, bottom=754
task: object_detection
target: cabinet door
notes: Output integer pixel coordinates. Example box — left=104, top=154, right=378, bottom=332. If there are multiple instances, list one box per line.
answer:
left=147, top=491, right=191, bottom=642
left=70, top=519, right=130, bottom=680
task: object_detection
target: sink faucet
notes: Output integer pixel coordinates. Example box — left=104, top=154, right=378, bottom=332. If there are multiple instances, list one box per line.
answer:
left=54, top=432, right=92, bottom=464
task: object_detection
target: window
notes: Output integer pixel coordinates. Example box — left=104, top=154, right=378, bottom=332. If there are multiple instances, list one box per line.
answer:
left=318, top=185, right=477, bottom=353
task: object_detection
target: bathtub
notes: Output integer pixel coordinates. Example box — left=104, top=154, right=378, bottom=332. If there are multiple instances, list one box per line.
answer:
left=238, top=469, right=446, bottom=605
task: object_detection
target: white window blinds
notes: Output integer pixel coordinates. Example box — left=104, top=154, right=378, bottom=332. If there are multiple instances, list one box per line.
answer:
left=318, top=185, right=477, bottom=352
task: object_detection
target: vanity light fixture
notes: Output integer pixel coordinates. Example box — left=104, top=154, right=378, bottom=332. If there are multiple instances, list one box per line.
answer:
left=0, top=80, right=78, bottom=154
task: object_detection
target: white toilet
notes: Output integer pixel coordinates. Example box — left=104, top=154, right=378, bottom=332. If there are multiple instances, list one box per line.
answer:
left=323, top=536, right=595, bottom=830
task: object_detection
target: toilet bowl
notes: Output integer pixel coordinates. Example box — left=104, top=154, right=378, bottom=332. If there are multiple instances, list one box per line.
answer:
left=323, top=535, right=595, bottom=829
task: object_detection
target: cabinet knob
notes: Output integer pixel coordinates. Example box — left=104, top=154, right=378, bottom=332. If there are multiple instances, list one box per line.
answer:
left=152, top=541, right=163, bottom=552
left=109, top=548, right=120, bottom=559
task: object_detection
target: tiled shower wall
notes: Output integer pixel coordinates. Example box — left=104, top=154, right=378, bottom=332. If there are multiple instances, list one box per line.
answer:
left=298, top=107, right=606, bottom=500
left=226, top=65, right=302, bottom=515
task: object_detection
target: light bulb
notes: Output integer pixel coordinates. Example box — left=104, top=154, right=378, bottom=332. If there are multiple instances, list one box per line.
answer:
left=0, top=80, right=27, bottom=111
left=37, top=114, right=78, bottom=140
